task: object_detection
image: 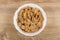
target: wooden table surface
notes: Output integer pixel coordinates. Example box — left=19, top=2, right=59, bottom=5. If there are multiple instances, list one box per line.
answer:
left=0, top=0, right=60, bottom=40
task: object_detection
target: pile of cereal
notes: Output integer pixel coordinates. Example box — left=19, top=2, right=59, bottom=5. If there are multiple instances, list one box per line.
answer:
left=17, top=6, right=44, bottom=33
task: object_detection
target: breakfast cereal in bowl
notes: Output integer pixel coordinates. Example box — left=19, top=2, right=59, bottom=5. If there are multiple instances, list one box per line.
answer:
left=14, top=3, right=47, bottom=36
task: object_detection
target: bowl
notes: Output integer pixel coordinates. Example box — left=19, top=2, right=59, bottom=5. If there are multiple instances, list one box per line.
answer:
left=13, top=3, right=47, bottom=36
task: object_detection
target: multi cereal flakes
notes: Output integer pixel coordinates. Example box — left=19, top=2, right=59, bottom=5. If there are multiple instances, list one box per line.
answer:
left=17, top=6, right=44, bottom=33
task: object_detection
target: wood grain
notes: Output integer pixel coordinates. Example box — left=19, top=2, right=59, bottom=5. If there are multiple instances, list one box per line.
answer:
left=0, top=0, right=60, bottom=40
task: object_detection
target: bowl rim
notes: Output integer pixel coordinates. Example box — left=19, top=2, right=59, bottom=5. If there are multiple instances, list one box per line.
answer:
left=13, top=3, right=47, bottom=36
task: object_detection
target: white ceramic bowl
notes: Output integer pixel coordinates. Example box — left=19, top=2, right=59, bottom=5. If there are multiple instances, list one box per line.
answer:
left=13, top=3, right=47, bottom=36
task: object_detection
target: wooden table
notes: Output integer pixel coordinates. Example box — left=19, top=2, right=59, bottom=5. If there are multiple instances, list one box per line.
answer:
left=0, top=0, right=60, bottom=40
